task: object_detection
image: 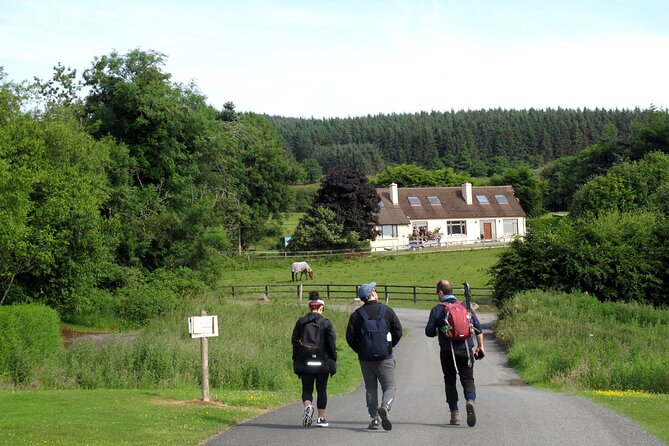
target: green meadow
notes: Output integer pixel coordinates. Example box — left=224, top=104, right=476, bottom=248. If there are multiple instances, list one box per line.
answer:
left=2, top=248, right=667, bottom=445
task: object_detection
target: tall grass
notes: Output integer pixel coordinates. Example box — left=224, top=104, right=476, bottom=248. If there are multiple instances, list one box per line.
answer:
left=1, top=297, right=358, bottom=392
left=495, top=290, right=669, bottom=393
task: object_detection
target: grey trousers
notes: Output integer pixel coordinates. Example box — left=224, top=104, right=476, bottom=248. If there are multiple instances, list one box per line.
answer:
left=360, top=358, right=397, bottom=418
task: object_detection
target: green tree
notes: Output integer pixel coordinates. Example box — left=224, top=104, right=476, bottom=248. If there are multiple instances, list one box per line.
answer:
left=312, top=166, right=380, bottom=242
left=490, top=166, right=545, bottom=216
left=287, top=206, right=363, bottom=251
left=570, top=152, right=669, bottom=218
left=80, top=49, right=295, bottom=268
left=490, top=211, right=668, bottom=307
left=0, top=105, right=115, bottom=312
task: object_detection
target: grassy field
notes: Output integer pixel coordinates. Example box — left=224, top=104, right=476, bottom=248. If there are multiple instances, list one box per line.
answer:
left=220, top=248, right=501, bottom=289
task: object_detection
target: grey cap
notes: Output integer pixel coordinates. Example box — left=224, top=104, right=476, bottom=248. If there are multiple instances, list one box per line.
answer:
left=357, top=282, right=376, bottom=301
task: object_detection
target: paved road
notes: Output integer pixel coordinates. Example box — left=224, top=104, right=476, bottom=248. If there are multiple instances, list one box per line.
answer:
left=204, top=308, right=663, bottom=446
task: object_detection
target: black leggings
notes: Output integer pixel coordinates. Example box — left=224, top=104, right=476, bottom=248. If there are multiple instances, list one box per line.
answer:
left=301, top=373, right=329, bottom=409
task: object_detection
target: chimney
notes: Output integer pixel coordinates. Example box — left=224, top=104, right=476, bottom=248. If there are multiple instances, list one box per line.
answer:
left=462, top=182, right=473, bottom=205
left=390, top=183, right=399, bottom=205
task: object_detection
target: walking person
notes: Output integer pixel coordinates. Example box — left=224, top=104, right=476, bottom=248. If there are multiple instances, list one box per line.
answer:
left=346, top=282, right=403, bottom=431
left=425, top=280, right=485, bottom=427
left=292, top=291, right=337, bottom=427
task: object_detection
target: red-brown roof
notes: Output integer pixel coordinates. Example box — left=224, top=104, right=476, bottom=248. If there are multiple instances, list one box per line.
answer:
left=376, top=185, right=526, bottom=224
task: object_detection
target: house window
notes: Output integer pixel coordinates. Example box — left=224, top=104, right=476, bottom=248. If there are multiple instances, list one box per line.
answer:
left=427, top=196, right=441, bottom=205
left=379, top=225, right=398, bottom=238
left=476, top=195, right=489, bottom=204
left=447, top=220, right=466, bottom=235
left=503, top=219, right=518, bottom=235
left=495, top=194, right=509, bottom=204
left=407, top=196, right=421, bottom=206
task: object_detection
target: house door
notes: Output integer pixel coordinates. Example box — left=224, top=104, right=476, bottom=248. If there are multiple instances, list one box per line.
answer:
left=483, top=222, right=493, bottom=240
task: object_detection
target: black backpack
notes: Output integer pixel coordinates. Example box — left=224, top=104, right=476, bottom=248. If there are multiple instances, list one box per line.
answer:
left=357, top=305, right=390, bottom=360
left=297, top=316, right=326, bottom=360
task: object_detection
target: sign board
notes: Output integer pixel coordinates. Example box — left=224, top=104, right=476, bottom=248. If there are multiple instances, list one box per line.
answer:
left=188, top=315, right=219, bottom=338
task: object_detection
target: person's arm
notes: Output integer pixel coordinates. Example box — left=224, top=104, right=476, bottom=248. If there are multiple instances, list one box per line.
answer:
left=291, top=321, right=301, bottom=360
left=425, top=307, right=438, bottom=338
left=345, top=312, right=359, bottom=354
left=387, top=307, right=402, bottom=346
left=326, top=321, right=337, bottom=361
left=471, top=312, right=485, bottom=358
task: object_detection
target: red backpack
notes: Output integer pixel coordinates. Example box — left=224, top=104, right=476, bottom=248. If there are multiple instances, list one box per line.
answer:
left=439, top=301, right=472, bottom=340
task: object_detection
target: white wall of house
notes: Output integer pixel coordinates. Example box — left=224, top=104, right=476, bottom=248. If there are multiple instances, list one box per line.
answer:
left=371, top=217, right=525, bottom=251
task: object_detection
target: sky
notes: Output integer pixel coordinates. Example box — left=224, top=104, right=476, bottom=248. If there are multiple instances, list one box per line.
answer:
left=1, top=0, right=668, bottom=118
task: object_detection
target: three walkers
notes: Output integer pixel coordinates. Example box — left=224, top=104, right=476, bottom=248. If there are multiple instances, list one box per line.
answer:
left=293, top=280, right=484, bottom=430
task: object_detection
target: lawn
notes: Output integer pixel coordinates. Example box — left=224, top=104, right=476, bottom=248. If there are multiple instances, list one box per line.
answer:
left=220, top=248, right=501, bottom=290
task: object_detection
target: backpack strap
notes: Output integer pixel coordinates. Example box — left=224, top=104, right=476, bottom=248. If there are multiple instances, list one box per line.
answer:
left=357, top=305, right=387, bottom=320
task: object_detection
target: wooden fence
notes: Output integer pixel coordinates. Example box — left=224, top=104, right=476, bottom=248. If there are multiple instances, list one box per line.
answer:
left=220, top=283, right=494, bottom=306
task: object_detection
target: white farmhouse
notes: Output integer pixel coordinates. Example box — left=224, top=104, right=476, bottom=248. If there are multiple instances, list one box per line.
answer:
left=372, top=182, right=527, bottom=251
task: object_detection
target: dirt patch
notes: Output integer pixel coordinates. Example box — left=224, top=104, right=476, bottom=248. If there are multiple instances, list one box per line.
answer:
left=61, top=327, right=137, bottom=348
left=153, top=399, right=268, bottom=413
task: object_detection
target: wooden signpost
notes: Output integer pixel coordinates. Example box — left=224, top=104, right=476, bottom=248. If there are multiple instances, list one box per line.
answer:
left=188, top=310, right=219, bottom=402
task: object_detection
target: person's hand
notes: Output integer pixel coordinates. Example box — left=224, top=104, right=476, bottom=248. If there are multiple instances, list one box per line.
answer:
left=474, top=347, right=485, bottom=360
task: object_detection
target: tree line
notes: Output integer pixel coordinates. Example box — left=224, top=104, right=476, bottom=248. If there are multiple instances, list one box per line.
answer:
left=269, top=108, right=653, bottom=179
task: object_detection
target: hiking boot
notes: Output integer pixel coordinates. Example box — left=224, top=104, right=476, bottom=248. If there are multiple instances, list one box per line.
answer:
left=466, top=400, right=476, bottom=427
left=302, top=404, right=314, bottom=427
left=377, top=405, right=392, bottom=431
left=450, top=410, right=460, bottom=425
left=316, top=417, right=329, bottom=427
left=368, top=417, right=380, bottom=430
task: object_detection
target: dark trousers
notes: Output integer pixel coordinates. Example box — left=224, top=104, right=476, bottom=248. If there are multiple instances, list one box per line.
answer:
left=301, top=373, right=329, bottom=409
left=440, top=349, right=476, bottom=411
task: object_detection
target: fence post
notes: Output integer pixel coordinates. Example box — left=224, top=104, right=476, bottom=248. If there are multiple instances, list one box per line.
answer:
left=265, top=285, right=269, bottom=298
left=326, top=284, right=331, bottom=300
left=384, top=286, right=389, bottom=304
left=298, top=284, right=303, bottom=301
left=413, top=286, right=417, bottom=304
left=231, top=286, right=235, bottom=298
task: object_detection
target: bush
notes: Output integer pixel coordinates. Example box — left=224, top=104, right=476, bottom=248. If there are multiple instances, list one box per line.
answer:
left=0, top=304, right=62, bottom=385
left=117, top=268, right=208, bottom=325
left=490, top=210, right=669, bottom=306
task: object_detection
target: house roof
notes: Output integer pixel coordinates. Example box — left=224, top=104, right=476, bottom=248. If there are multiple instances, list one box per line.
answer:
left=376, top=185, right=526, bottom=225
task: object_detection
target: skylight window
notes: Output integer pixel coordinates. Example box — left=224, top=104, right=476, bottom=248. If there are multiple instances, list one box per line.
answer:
left=427, top=196, right=441, bottom=205
left=495, top=194, right=509, bottom=204
left=407, top=196, right=421, bottom=206
left=476, top=195, right=489, bottom=204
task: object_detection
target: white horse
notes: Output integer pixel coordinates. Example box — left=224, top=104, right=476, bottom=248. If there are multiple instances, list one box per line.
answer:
left=291, top=261, right=314, bottom=281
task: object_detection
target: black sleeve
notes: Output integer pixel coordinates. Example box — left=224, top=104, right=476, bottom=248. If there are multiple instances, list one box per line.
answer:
left=387, top=307, right=403, bottom=347
left=425, top=306, right=438, bottom=338
left=325, top=320, right=337, bottom=361
left=345, top=311, right=360, bottom=353
left=291, top=320, right=301, bottom=361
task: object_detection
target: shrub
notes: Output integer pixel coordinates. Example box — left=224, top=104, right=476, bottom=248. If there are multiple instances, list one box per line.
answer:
left=117, top=268, right=208, bottom=325
left=0, top=304, right=62, bottom=386
left=490, top=210, right=669, bottom=307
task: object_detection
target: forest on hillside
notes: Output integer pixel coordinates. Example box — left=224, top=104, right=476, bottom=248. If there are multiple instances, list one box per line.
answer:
left=269, top=108, right=653, bottom=178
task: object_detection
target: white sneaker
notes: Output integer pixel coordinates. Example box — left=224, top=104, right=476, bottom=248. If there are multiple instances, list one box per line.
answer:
left=316, top=417, right=329, bottom=427
left=302, top=404, right=314, bottom=427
